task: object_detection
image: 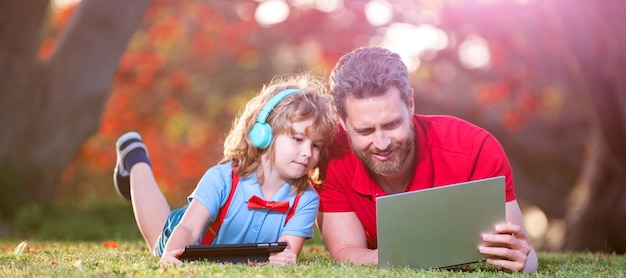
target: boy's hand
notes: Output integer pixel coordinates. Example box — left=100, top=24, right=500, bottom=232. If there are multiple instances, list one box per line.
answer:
left=160, top=248, right=184, bottom=265
left=268, top=244, right=297, bottom=265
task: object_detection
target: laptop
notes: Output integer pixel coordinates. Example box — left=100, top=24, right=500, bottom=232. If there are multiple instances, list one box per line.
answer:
left=178, top=242, right=287, bottom=263
left=376, top=176, right=506, bottom=270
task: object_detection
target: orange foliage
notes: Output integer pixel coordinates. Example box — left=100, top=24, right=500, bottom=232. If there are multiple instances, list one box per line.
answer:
left=52, top=0, right=345, bottom=200
left=163, top=98, right=183, bottom=116
left=148, top=15, right=180, bottom=43
left=479, top=82, right=511, bottom=107
left=38, top=3, right=79, bottom=61
left=52, top=4, right=77, bottom=31
left=38, top=38, right=55, bottom=60
left=503, top=108, right=522, bottom=132
left=168, top=69, right=189, bottom=92
left=55, top=1, right=241, bottom=198
left=518, top=90, right=536, bottom=112
left=61, top=163, right=76, bottom=183
left=475, top=79, right=542, bottom=132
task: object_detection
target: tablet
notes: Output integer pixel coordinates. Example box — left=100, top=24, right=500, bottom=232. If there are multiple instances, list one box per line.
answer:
left=178, top=242, right=288, bottom=263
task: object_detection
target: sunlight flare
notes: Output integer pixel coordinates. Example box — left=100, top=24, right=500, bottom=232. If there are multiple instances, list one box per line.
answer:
left=52, top=0, right=81, bottom=9
left=365, top=0, right=393, bottom=26
left=523, top=205, right=549, bottom=239
left=377, top=23, right=449, bottom=72
left=255, top=0, right=290, bottom=27
left=458, top=35, right=491, bottom=70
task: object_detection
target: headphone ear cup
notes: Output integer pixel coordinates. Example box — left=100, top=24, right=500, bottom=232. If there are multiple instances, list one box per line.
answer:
left=248, top=88, right=299, bottom=150
left=249, top=122, right=273, bottom=149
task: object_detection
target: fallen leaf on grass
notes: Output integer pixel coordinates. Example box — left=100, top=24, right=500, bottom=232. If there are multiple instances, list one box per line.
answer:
left=103, top=241, right=119, bottom=248
left=14, top=241, right=27, bottom=257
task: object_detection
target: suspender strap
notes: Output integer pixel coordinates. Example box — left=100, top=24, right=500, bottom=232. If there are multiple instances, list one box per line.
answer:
left=200, top=168, right=302, bottom=245
left=285, top=193, right=301, bottom=223
left=200, top=171, right=239, bottom=244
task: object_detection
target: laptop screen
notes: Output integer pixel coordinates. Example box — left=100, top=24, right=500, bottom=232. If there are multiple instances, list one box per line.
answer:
left=376, top=176, right=506, bottom=269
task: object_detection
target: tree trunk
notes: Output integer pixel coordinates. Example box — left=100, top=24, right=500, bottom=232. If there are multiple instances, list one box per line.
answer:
left=424, top=0, right=626, bottom=252
left=565, top=132, right=626, bottom=253
left=547, top=0, right=626, bottom=252
left=0, top=0, right=152, bottom=219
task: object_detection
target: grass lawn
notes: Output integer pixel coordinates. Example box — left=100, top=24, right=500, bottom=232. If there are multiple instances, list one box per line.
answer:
left=1, top=240, right=625, bottom=277
left=1, top=199, right=624, bottom=277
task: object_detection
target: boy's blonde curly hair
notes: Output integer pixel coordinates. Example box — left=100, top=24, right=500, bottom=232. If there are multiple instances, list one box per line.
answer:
left=220, top=72, right=336, bottom=193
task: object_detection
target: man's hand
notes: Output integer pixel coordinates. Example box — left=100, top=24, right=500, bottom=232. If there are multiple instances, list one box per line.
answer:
left=479, top=222, right=531, bottom=273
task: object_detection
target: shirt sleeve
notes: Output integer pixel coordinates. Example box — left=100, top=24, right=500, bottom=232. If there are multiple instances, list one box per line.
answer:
left=188, top=163, right=233, bottom=223
left=318, top=161, right=354, bottom=212
left=470, top=131, right=517, bottom=202
left=317, top=129, right=356, bottom=212
left=281, top=187, right=320, bottom=238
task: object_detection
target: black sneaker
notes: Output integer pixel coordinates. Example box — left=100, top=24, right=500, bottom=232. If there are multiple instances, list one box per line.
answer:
left=113, top=131, right=148, bottom=200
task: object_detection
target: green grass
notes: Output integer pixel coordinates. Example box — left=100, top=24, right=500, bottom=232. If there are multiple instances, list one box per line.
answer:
left=1, top=200, right=624, bottom=277
left=1, top=241, right=625, bottom=277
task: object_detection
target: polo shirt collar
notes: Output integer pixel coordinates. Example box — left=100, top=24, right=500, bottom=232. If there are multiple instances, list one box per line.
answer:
left=239, top=173, right=295, bottom=201
left=350, top=160, right=381, bottom=197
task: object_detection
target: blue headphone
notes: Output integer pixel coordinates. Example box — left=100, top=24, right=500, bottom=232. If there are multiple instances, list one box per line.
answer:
left=248, top=88, right=301, bottom=149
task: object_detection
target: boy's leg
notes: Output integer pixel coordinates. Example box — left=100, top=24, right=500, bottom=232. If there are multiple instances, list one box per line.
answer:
left=114, top=132, right=170, bottom=252
left=130, top=163, right=170, bottom=252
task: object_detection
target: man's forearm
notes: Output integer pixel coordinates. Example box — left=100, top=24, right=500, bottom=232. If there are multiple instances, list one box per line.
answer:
left=330, top=247, right=378, bottom=265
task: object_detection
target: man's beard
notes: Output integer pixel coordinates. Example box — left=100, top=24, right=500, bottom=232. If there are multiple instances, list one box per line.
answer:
left=353, top=131, right=414, bottom=176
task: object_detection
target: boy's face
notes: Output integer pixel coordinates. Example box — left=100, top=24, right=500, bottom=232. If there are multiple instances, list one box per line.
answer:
left=271, top=118, right=323, bottom=180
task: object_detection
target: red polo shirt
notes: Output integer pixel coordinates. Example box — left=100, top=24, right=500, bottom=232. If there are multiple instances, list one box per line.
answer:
left=318, top=114, right=517, bottom=249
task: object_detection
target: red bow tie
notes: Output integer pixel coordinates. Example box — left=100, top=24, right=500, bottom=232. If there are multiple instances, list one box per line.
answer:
left=247, top=195, right=290, bottom=213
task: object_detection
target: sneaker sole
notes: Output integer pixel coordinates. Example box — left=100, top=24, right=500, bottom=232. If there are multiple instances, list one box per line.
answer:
left=114, top=131, right=146, bottom=200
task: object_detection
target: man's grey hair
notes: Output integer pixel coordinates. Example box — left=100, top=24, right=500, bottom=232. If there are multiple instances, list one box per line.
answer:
left=329, top=47, right=413, bottom=119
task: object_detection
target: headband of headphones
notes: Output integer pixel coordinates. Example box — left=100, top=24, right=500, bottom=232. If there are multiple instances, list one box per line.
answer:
left=248, top=88, right=301, bottom=149
left=255, top=88, right=301, bottom=124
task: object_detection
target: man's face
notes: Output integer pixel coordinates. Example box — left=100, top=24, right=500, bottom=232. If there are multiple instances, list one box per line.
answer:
left=341, top=87, right=415, bottom=176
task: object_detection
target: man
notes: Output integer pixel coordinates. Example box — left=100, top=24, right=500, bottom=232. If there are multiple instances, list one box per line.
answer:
left=316, top=47, right=538, bottom=273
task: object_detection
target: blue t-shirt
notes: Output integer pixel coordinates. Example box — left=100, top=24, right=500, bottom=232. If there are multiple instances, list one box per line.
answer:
left=189, top=162, right=319, bottom=244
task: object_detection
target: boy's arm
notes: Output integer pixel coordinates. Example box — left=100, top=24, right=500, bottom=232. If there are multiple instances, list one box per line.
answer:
left=160, top=200, right=210, bottom=264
